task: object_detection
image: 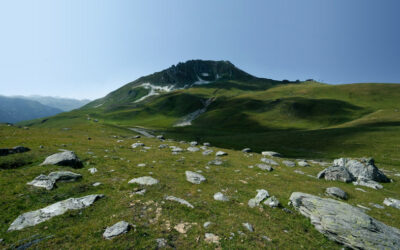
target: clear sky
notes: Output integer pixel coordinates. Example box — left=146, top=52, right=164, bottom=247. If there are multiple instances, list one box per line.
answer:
left=1, top=0, right=399, bottom=99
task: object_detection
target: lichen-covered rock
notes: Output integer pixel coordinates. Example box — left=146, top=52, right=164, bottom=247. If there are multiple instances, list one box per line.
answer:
left=290, top=192, right=400, bottom=249
left=333, top=158, right=390, bottom=182
left=317, top=166, right=354, bottom=183
left=103, top=221, right=130, bottom=239
left=40, top=150, right=83, bottom=168
left=185, top=171, right=206, bottom=184
left=8, top=194, right=104, bottom=231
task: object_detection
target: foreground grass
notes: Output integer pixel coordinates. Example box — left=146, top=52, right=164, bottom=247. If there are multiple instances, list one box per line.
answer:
left=0, top=122, right=399, bottom=249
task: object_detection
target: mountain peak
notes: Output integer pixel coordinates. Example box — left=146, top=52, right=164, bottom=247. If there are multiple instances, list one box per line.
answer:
left=133, top=59, right=254, bottom=88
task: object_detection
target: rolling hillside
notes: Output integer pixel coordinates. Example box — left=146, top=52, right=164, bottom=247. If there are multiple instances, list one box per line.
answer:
left=24, top=60, right=400, bottom=164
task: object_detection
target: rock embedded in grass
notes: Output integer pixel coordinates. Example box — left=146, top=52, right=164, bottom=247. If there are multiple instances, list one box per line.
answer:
left=27, top=171, right=82, bottom=190
left=248, top=189, right=269, bottom=208
left=8, top=194, right=104, bottom=231
left=261, top=151, right=281, bottom=157
left=297, top=160, right=309, bottom=167
left=131, top=143, right=145, bottom=149
left=164, top=196, right=194, bottom=208
left=88, top=167, right=98, bottom=174
left=264, top=196, right=280, bottom=207
left=213, top=192, right=229, bottom=201
left=289, top=192, right=400, bottom=249
left=215, top=151, right=227, bottom=156
left=40, top=150, right=83, bottom=168
left=256, top=164, right=273, bottom=171
left=187, top=147, right=200, bottom=152
left=242, top=222, right=254, bottom=232
left=185, top=171, right=206, bottom=184
left=128, top=176, right=159, bottom=185
left=242, top=148, right=251, bottom=153
left=204, top=233, right=220, bottom=244
left=190, top=141, right=198, bottom=146
left=202, top=149, right=213, bottom=156
left=260, top=158, right=278, bottom=166
left=103, top=221, right=130, bottom=239
left=325, top=187, right=348, bottom=200
left=283, top=160, right=296, bottom=167
left=384, top=198, right=400, bottom=209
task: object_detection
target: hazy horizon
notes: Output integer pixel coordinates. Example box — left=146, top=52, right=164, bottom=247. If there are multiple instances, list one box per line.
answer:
left=1, top=0, right=400, bottom=99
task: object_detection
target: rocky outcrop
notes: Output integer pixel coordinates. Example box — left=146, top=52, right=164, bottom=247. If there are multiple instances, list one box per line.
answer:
left=317, top=158, right=390, bottom=188
left=290, top=192, right=400, bottom=249
left=40, top=150, right=83, bottom=168
left=8, top=194, right=104, bottom=231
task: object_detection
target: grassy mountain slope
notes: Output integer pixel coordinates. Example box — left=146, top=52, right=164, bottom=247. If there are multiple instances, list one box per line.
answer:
left=1, top=123, right=399, bottom=249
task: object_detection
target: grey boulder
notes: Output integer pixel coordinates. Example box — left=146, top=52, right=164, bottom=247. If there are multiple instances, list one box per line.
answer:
left=8, top=194, right=104, bottom=231
left=325, top=187, right=348, bottom=200
left=185, top=171, right=206, bottom=184
left=27, top=171, right=82, bottom=190
left=187, top=147, right=200, bottom=152
left=290, top=192, right=400, bottom=249
left=317, top=166, right=353, bottom=183
left=215, top=151, right=227, bottom=157
left=40, top=150, right=83, bottom=168
left=334, top=158, right=390, bottom=182
left=103, top=221, right=130, bottom=239
left=353, top=177, right=383, bottom=190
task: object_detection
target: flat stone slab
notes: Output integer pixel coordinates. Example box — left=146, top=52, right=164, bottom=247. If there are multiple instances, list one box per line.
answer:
left=40, top=150, right=83, bottom=168
left=103, top=221, right=130, bottom=239
left=8, top=194, right=104, bottom=231
left=325, top=187, right=348, bottom=200
left=165, top=195, right=194, bottom=208
left=128, top=176, right=159, bottom=185
left=260, top=158, right=278, bottom=166
left=290, top=192, right=400, bottom=249
left=27, top=171, right=82, bottom=190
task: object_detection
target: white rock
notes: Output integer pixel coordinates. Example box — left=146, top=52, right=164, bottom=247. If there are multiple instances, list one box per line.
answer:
left=204, top=233, right=220, bottom=244
left=103, top=221, right=130, bottom=239
left=213, top=192, right=229, bottom=201
left=88, top=168, right=98, bottom=174
left=261, top=151, right=281, bottom=157
left=131, top=143, right=145, bottom=149
left=185, top=171, right=206, bottom=184
left=165, top=196, right=194, bottom=208
left=242, top=222, right=254, bottom=232
left=187, top=147, right=200, bottom=152
left=128, top=176, right=159, bottom=185
left=260, top=158, right=278, bottom=165
left=383, top=198, right=400, bottom=209
left=215, top=151, right=227, bottom=157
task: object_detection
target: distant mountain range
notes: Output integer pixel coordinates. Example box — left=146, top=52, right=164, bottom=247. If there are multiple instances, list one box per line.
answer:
left=0, top=95, right=90, bottom=123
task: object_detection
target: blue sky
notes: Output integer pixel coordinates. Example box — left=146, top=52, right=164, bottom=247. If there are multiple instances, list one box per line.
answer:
left=0, top=0, right=399, bottom=99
